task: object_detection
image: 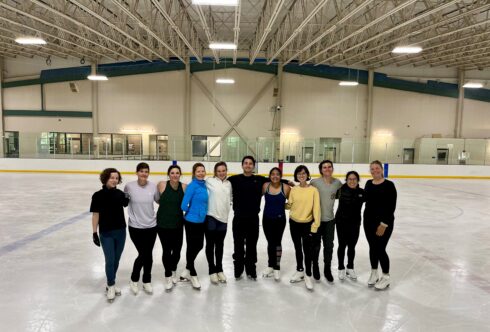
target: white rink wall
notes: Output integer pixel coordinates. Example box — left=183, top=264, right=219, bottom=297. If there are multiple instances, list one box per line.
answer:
left=0, top=158, right=489, bottom=179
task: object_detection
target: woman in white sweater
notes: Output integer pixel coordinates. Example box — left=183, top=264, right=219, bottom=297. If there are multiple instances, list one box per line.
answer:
left=205, top=161, right=232, bottom=284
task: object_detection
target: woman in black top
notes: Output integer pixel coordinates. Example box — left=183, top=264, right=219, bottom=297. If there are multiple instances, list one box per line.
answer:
left=363, top=161, right=397, bottom=290
left=90, top=168, right=129, bottom=302
left=335, top=171, right=364, bottom=281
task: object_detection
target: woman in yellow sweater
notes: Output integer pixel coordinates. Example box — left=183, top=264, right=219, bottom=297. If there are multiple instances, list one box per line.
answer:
left=287, top=165, right=321, bottom=291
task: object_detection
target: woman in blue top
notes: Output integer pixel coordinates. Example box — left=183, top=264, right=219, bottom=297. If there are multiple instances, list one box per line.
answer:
left=261, top=167, right=291, bottom=281
left=180, top=162, right=208, bottom=289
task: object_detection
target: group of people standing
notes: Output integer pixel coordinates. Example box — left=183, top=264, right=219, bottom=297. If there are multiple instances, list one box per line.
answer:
left=90, top=157, right=397, bottom=302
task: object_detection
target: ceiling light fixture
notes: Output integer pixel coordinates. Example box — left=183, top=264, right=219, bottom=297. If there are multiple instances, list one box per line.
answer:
left=216, top=78, right=235, bottom=84
left=15, top=37, right=46, bottom=45
left=87, top=64, right=108, bottom=81
left=209, top=42, right=237, bottom=50
left=339, top=81, right=359, bottom=86
left=463, top=82, right=483, bottom=88
left=192, top=0, right=239, bottom=6
left=392, top=46, right=423, bottom=54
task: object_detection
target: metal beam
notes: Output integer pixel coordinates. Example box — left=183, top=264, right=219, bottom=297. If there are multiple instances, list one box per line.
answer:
left=68, top=0, right=166, bottom=61
left=283, top=0, right=374, bottom=66
left=367, top=18, right=490, bottom=68
left=395, top=31, right=490, bottom=67
left=455, top=69, right=464, bottom=138
left=232, top=0, right=242, bottom=64
left=0, top=15, right=112, bottom=61
left=250, top=0, right=286, bottom=64
left=413, top=44, right=490, bottom=67
left=324, top=0, right=460, bottom=65
left=340, top=2, right=490, bottom=66
left=0, top=24, right=97, bottom=61
left=151, top=0, right=203, bottom=62
left=306, top=0, right=418, bottom=65
left=29, top=0, right=149, bottom=61
left=195, top=5, right=220, bottom=63
left=0, top=2, right=129, bottom=61
left=194, top=74, right=277, bottom=157
left=267, top=0, right=330, bottom=65
left=110, top=0, right=181, bottom=61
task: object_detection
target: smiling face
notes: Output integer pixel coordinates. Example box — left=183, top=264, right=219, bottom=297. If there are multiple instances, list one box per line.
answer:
left=215, top=165, right=227, bottom=181
left=370, top=163, right=384, bottom=180
left=296, top=169, right=308, bottom=185
left=168, top=167, right=181, bottom=182
left=269, top=169, right=282, bottom=184
left=137, top=168, right=149, bottom=183
left=320, top=162, right=333, bottom=178
left=194, top=166, right=206, bottom=180
left=242, top=158, right=255, bottom=175
left=346, top=173, right=359, bottom=189
left=106, top=172, right=120, bottom=188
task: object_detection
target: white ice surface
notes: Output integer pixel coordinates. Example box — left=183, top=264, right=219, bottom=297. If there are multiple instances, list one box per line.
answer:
left=0, top=173, right=489, bottom=332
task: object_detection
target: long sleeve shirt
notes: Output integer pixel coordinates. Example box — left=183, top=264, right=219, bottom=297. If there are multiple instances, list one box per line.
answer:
left=286, top=185, right=321, bottom=233
left=90, top=186, right=129, bottom=232
left=363, top=179, right=397, bottom=228
left=206, top=177, right=232, bottom=223
left=181, top=179, right=208, bottom=223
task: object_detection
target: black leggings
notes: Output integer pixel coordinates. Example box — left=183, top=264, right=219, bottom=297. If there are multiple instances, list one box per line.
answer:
left=336, top=220, right=360, bottom=270
left=184, top=221, right=205, bottom=276
left=364, top=222, right=393, bottom=274
left=205, top=216, right=227, bottom=275
left=289, top=219, right=313, bottom=276
left=263, top=216, right=286, bottom=270
left=157, top=226, right=183, bottom=277
left=128, top=226, right=157, bottom=283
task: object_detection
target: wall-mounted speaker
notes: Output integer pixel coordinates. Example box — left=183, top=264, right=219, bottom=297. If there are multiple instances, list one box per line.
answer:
left=69, top=82, right=79, bottom=93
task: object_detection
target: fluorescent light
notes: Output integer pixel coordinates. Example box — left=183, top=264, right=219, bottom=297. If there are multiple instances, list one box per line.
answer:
left=375, top=131, right=393, bottom=137
left=463, top=82, right=483, bottom=88
left=209, top=42, right=237, bottom=50
left=87, top=75, right=108, bottom=81
left=192, top=0, right=238, bottom=5
left=339, top=81, right=359, bottom=86
left=15, top=37, right=46, bottom=45
left=216, top=78, right=235, bottom=84
left=392, top=46, right=422, bottom=54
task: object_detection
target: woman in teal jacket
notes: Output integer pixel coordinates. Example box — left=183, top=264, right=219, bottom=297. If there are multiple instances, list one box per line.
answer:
left=180, top=162, right=208, bottom=289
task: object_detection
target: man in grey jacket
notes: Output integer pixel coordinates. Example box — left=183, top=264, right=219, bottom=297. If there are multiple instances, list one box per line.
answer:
left=310, top=160, right=342, bottom=282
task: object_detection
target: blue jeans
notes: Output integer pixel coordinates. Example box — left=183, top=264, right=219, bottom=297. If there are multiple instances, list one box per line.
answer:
left=100, top=228, right=126, bottom=286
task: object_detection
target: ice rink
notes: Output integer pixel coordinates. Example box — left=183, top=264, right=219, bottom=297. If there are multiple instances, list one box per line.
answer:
left=0, top=173, right=489, bottom=332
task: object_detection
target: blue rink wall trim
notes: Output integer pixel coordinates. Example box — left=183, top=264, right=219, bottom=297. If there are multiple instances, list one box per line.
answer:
left=0, top=211, right=90, bottom=257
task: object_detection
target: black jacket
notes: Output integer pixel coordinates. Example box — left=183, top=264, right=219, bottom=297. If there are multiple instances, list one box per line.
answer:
left=335, top=184, right=365, bottom=225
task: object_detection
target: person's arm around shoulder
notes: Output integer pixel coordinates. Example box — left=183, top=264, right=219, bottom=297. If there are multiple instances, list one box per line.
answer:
left=153, top=183, right=161, bottom=203
left=311, top=187, right=321, bottom=234
left=285, top=187, right=294, bottom=210
left=262, top=181, right=269, bottom=195
left=120, top=189, right=130, bottom=207
left=157, top=181, right=166, bottom=194
left=181, top=181, right=194, bottom=212
left=284, top=183, right=291, bottom=199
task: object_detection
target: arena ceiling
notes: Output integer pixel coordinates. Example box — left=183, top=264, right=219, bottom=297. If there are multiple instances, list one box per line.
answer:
left=0, top=0, right=489, bottom=70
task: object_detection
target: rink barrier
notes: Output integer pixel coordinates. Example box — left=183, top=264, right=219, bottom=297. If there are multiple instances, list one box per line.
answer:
left=0, top=169, right=489, bottom=179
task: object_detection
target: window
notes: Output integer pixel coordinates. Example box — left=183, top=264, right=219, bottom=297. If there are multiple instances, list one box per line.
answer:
left=4, top=131, right=19, bottom=158
left=192, top=135, right=221, bottom=158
